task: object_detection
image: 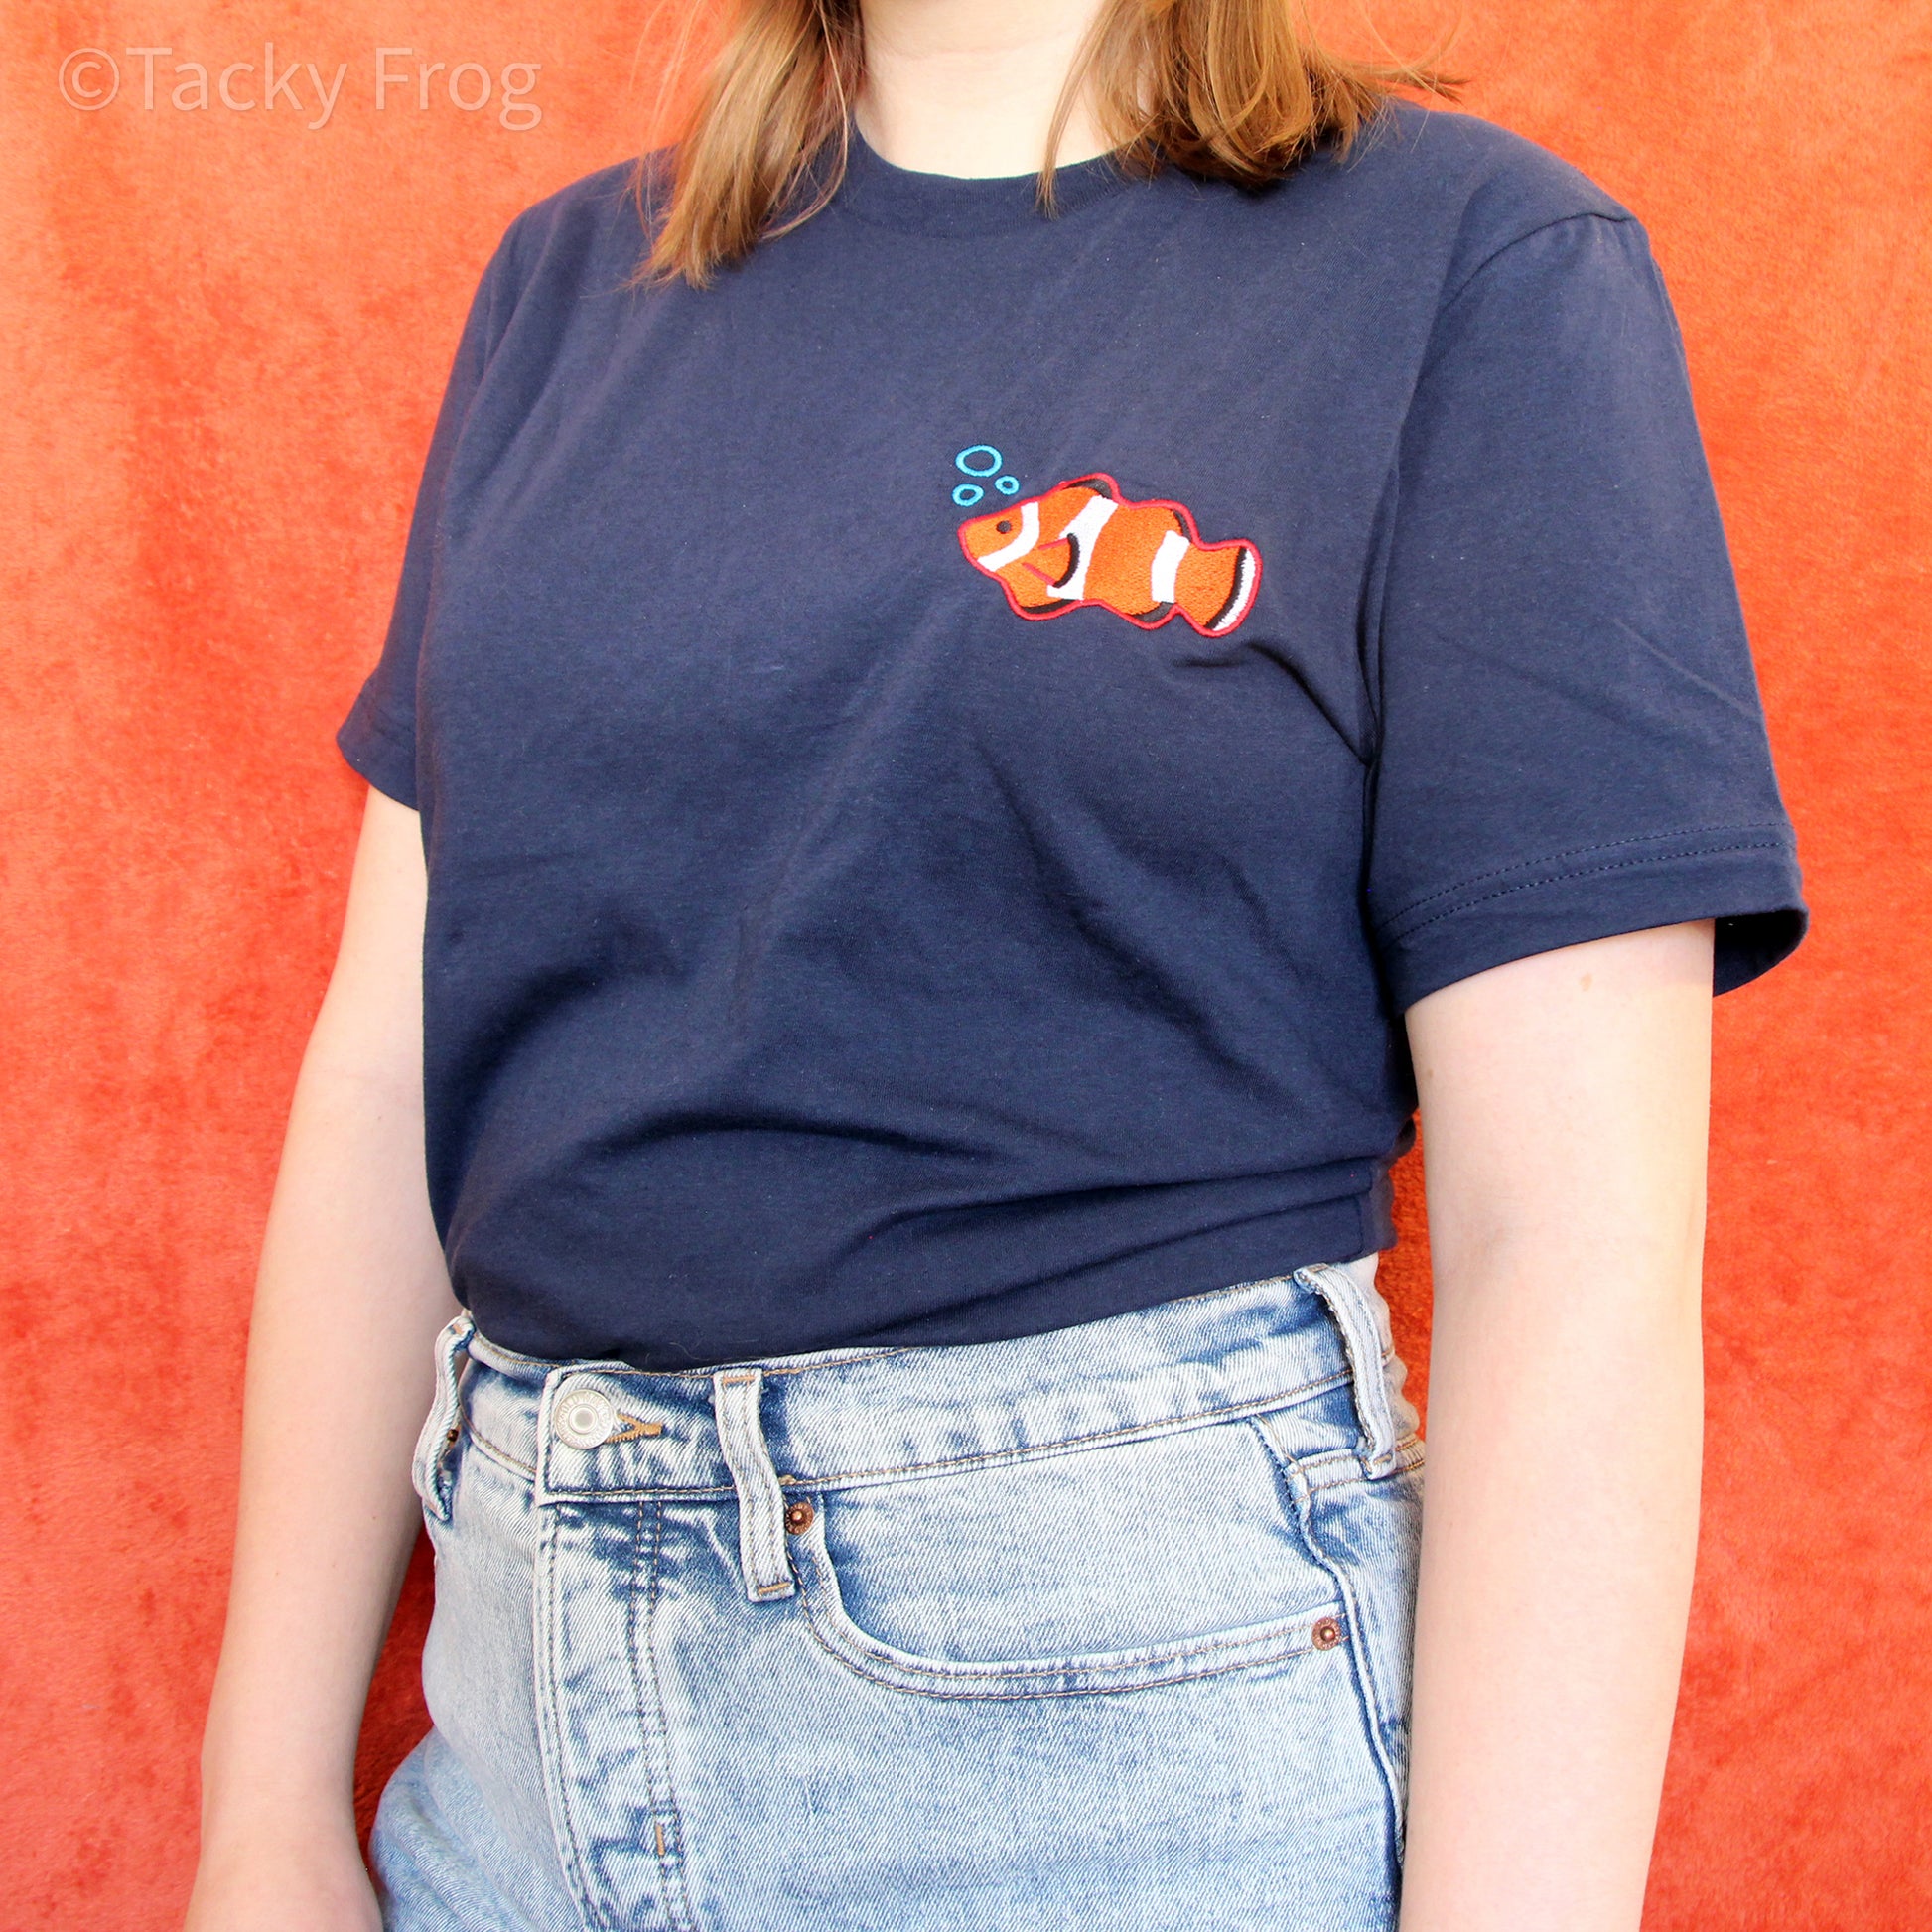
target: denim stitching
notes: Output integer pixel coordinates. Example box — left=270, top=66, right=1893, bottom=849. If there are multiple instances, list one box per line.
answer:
left=760, top=1348, right=918, bottom=1377
left=413, top=1317, right=473, bottom=1522
left=629, top=1499, right=698, bottom=1932
left=619, top=1503, right=665, bottom=1918
left=465, top=1430, right=538, bottom=1479
left=795, top=1492, right=1345, bottom=1689
left=714, top=1370, right=795, bottom=1599
left=468, top=1333, right=915, bottom=1381
left=533, top=1507, right=612, bottom=1931
left=1316, top=1464, right=1422, bottom=1860
left=773, top=1368, right=1356, bottom=1486
left=532, top=1367, right=1355, bottom=1501
left=1301, top=1265, right=1398, bottom=1472
left=1254, top=1423, right=1413, bottom=1859
left=795, top=1590, right=1343, bottom=1701
left=1300, top=1436, right=1426, bottom=1492
left=543, top=1481, right=741, bottom=1501
left=809, top=1591, right=1341, bottom=1681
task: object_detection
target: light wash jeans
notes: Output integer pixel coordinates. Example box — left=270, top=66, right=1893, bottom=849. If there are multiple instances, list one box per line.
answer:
left=371, top=1261, right=1425, bottom=1931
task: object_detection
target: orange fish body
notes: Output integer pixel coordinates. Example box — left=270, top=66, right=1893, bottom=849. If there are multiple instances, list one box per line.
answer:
left=958, top=474, right=1261, bottom=636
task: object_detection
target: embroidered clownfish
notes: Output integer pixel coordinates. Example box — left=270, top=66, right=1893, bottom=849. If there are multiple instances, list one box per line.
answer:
left=958, top=474, right=1262, bottom=636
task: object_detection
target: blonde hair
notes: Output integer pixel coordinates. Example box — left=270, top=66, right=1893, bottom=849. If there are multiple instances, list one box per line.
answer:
left=642, top=0, right=1454, bottom=286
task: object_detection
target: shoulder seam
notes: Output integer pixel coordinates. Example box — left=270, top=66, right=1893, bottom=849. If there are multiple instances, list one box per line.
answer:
left=1440, top=207, right=1638, bottom=316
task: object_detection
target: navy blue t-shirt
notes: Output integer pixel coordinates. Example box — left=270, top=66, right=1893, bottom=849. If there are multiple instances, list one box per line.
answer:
left=340, top=106, right=1804, bottom=1369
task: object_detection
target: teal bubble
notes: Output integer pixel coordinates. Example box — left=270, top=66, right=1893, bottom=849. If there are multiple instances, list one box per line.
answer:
left=955, top=445, right=1003, bottom=478
left=995, top=475, right=1020, bottom=496
left=952, top=483, right=985, bottom=508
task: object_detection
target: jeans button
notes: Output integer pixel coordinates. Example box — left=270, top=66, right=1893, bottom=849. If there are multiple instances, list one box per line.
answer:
left=553, top=1381, right=618, bottom=1449
left=783, top=1500, right=815, bottom=1534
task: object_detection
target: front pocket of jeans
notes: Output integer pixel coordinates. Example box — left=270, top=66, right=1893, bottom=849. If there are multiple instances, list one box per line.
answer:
left=790, top=1414, right=1351, bottom=1699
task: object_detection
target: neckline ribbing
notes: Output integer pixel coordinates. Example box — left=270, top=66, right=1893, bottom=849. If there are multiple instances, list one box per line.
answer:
left=830, top=126, right=1136, bottom=236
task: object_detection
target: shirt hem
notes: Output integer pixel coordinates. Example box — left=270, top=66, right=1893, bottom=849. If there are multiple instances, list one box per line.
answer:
left=459, top=1186, right=1400, bottom=1373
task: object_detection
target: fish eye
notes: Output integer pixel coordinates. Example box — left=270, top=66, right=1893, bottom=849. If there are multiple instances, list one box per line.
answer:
left=996, top=519, right=1014, bottom=535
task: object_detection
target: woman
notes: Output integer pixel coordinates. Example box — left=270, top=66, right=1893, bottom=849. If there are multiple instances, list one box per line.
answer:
left=185, top=0, right=1805, bottom=1924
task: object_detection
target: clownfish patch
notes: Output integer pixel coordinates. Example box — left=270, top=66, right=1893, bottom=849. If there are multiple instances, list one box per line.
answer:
left=959, top=474, right=1261, bottom=636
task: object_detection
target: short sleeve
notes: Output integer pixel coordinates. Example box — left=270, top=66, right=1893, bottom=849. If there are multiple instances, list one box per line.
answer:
left=1365, top=211, right=1806, bottom=1008
left=336, top=233, right=521, bottom=808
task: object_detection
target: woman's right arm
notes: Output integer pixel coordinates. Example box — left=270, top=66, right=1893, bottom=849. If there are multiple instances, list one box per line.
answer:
left=186, top=788, right=458, bottom=1932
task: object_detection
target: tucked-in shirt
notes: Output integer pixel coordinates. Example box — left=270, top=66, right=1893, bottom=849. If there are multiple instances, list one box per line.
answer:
left=340, top=106, right=1805, bottom=1369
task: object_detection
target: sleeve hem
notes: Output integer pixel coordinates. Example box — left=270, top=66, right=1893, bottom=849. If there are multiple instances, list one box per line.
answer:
left=1375, top=831, right=1806, bottom=1009
left=336, top=695, right=419, bottom=810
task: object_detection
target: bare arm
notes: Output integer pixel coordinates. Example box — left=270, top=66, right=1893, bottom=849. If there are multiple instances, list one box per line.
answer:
left=1396, top=921, right=1713, bottom=1932
left=188, top=790, right=457, bottom=1931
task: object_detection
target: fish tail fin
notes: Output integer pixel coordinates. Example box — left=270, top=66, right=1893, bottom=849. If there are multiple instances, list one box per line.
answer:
left=1175, top=540, right=1262, bottom=635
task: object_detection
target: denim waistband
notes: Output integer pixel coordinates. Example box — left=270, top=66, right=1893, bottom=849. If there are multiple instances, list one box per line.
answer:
left=416, top=1261, right=1418, bottom=1552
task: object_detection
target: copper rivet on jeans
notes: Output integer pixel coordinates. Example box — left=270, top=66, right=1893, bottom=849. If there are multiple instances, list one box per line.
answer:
left=783, top=1500, right=815, bottom=1534
left=444, top=1427, right=460, bottom=1446
left=1311, top=1616, right=1343, bottom=1650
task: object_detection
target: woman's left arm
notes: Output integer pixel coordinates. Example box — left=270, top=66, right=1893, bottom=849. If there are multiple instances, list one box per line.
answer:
left=1395, top=919, right=1715, bottom=1932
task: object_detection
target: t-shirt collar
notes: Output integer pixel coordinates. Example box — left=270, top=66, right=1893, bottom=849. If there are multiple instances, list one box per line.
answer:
left=830, top=124, right=1134, bottom=235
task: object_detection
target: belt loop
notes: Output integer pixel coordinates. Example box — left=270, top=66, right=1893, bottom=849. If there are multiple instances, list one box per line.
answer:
left=1298, top=1260, right=1413, bottom=1477
left=413, top=1310, right=476, bottom=1523
left=712, top=1369, right=795, bottom=1601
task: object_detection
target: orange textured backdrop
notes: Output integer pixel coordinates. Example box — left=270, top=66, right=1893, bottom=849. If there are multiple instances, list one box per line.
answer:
left=2, top=1, right=1927, bottom=1924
